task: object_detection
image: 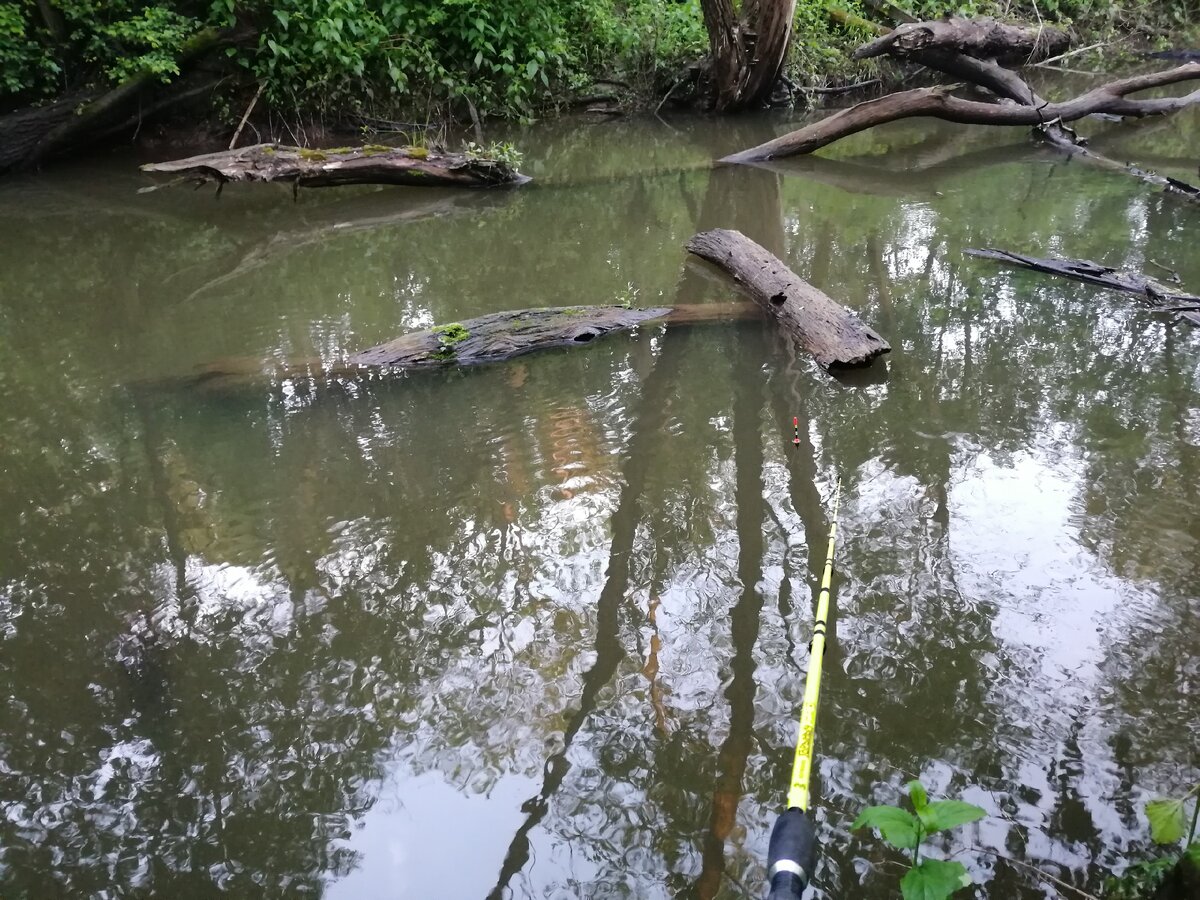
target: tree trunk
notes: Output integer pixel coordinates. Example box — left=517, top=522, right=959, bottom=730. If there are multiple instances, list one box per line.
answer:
left=156, top=303, right=761, bottom=390
left=142, top=142, right=527, bottom=189
left=699, top=0, right=798, bottom=112
left=686, top=228, right=891, bottom=369
left=854, top=16, right=1069, bottom=63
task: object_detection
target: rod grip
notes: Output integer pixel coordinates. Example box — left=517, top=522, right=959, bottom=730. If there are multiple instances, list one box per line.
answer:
left=766, top=807, right=817, bottom=899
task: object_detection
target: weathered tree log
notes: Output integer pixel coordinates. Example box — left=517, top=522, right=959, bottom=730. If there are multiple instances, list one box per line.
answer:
left=966, top=248, right=1200, bottom=326
left=853, top=17, right=1069, bottom=63
left=141, top=142, right=527, bottom=189
left=172, top=303, right=761, bottom=389
left=686, top=228, right=890, bottom=368
left=721, top=63, right=1200, bottom=163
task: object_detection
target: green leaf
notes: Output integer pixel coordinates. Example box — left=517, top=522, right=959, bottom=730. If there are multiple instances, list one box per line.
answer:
left=901, top=859, right=972, bottom=900
left=525, top=59, right=538, bottom=78
left=908, top=780, right=929, bottom=813
left=920, top=800, right=986, bottom=835
left=852, top=805, right=921, bottom=850
left=1146, top=798, right=1187, bottom=845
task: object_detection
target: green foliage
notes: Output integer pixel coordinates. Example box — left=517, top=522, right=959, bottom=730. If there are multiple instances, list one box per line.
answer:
left=1147, top=798, right=1189, bottom=845
left=1105, top=784, right=1200, bottom=899
left=853, top=779, right=985, bottom=900
left=901, top=858, right=973, bottom=900
left=1104, top=856, right=1178, bottom=900
left=464, top=140, right=523, bottom=167
left=0, top=2, right=58, bottom=96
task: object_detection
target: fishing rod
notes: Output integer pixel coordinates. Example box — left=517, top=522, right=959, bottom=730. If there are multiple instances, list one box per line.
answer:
left=766, top=479, right=841, bottom=900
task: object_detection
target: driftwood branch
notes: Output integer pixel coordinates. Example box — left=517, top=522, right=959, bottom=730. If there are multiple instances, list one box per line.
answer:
left=721, top=63, right=1200, bottom=163
left=966, top=248, right=1200, bottom=326
left=141, top=142, right=527, bottom=189
left=686, top=228, right=890, bottom=369
left=853, top=17, right=1069, bottom=63
left=170, top=303, right=761, bottom=390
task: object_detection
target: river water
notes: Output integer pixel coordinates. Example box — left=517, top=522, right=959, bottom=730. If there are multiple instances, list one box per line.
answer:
left=0, top=100, right=1197, bottom=899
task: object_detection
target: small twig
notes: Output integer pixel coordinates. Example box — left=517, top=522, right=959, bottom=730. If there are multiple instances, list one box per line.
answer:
left=1033, top=40, right=1111, bottom=69
left=1147, top=258, right=1183, bottom=283
left=465, top=96, right=484, bottom=145
left=797, top=78, right=881, bottom=95
left=655, top=74, right=688, bottom=115
left=970, top=847, right=1102, bottom=900
left=229, top=82, right=265, bottom=150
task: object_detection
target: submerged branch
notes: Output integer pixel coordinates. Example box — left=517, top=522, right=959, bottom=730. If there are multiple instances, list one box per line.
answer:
left=966, top=248, right=1200, bottom=326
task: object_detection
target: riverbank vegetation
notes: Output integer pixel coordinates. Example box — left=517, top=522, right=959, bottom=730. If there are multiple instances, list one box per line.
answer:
left=2, top=0, right=1197, bottom=128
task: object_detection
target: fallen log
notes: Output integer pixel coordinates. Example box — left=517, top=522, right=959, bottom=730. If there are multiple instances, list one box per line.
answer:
left=721, top=63, right=1200, bottom=163
left=966, top=248, right=1200, bottom=327
left=686, top=228, right=890, bottom=369
left=171, top=303, right=761, bottom=389
left=141, top=142, right=527, bottom=189
left=853, top=17, right=1069, bottom=64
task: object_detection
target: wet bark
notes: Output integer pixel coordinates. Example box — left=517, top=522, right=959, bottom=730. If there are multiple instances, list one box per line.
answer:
left=854, top=17, right=1068, bottom=64
left=721, top=63, right=1200, bottom=163
left=966, top=248, right=1200, bottom=326
left=141, top=142, right=527, bottom=189
left=163, top=304, right=761, bottom=390
left=700, top=0, right=799, bottom=111
left=686, top=229, right=891, bottom=369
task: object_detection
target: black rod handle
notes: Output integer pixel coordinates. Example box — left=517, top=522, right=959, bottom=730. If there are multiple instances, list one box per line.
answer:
left=766, top=808, right=817, bottom=899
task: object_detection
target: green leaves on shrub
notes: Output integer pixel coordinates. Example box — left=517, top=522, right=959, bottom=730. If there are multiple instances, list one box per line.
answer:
left=1147, top=798, right=1188, bottom=845
left=853, top=779, right=985, bottom=900
left=901, top=859, right=972, bottom=900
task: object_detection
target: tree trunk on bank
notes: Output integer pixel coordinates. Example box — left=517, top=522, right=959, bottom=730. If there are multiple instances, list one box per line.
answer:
left=686, top=228, right=891, bottom=369
left=700, top=0, right=799, bottom=111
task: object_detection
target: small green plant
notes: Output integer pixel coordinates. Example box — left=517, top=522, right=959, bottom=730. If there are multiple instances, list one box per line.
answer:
left=430, top=322, right=470, bottom=359
left=616, top=282, right=640, bottom=309
left=1107, top=783, right=1200, bottom=899
left=853, top=779, right=986, bottom=900
left=463, top=140, right=523, bottom=168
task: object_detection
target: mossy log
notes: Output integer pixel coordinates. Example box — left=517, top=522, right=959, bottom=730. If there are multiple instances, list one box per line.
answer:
left=686, top=228, right=890, bottom=369
left=177, top=303, right=760, bottom=389
left=966, top=248, right=1200, bottom=326
left=141, top=143, right=527, bottom=189
left=853, top=16, right=1069, bottom=63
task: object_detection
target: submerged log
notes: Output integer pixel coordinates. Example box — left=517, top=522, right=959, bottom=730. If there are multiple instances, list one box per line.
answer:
left=966, top=248, right=1200, bottom=326
left=176, top=303, right=761, bottom=389
left=721, top=63, right=1200, bottom=163
left=686, top=228, right=890, bottom=369
left=854, top=17, right=1069, bottom=64
left=141, top=143, right=527, bottom=189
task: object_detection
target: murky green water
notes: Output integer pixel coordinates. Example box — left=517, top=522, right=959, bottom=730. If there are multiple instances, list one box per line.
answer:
left=1, top=100, right=1197, bottom=899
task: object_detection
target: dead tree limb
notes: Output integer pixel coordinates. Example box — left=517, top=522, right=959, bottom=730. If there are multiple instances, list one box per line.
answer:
left=854, top=17, right=1069, bottom=63
left=163, top=303, right=761, bottom=390
left=141, top=142, right=527, bottom=189
left=721, top=63, right=1200, bottom=163
left=966, top=248, right=1200, bottom=326
left=686, top=228, right=890, bottom=369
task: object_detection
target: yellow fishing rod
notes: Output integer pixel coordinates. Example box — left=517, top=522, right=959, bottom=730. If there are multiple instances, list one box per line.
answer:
left=766, top=480, right=841, bottom=900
